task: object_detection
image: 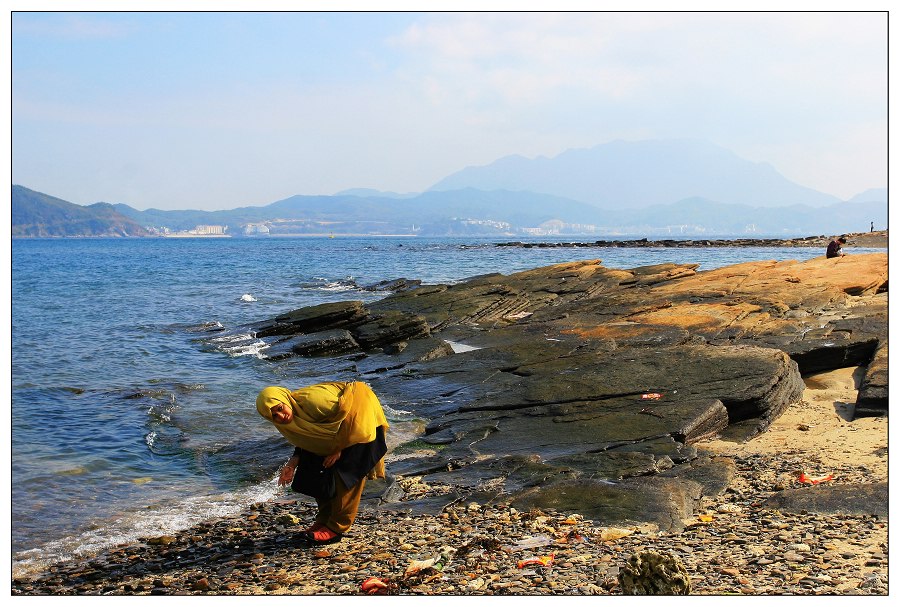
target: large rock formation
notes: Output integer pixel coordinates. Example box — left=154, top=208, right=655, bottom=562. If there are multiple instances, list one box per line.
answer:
left=221, top=253, right=887, bottom=531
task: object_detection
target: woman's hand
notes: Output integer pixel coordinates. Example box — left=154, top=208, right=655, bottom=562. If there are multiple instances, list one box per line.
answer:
left=279, top=457, right=299, bottom=486
left=323, top=450, right=342, bottom=468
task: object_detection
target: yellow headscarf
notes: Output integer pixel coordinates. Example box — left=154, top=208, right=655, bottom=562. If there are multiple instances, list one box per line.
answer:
left=256, top=381, right=389, bottom=459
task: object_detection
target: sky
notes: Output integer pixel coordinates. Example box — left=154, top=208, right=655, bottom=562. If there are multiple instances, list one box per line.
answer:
left=8, top=5, right=890, bottom=211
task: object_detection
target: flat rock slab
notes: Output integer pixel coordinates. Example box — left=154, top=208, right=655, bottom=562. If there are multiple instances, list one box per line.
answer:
left=763, top=482, right=888, bottom=518
left=511, top=475, right=704, bottom=533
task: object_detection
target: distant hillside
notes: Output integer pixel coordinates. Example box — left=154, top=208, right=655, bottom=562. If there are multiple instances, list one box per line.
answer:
left=847, top=188, right=887, bottom=204
left=14, top=183, right=886, bottom=238
left=112, top=188, right=610, bottom=234
left=601, top=197, right=887, bottom=236
left=110, top=188, right=883, bottom=237
left=11, top=185, right=149, bottom=237
left=333, top=188, right=419, bottom=199
left=429, top=139, right=842, bottom=209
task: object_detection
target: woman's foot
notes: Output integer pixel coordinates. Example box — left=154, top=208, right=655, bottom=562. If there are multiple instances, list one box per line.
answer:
left=303, top=523, right=326, bottom=533
left=302, top=526, right=343, bottom=545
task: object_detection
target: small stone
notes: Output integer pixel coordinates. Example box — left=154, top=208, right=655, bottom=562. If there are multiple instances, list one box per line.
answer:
left=147, top=536, right=177, bottom=546
left=191, top=578, right=211, bottom=592
left=275, top=513, right=300, bottom=526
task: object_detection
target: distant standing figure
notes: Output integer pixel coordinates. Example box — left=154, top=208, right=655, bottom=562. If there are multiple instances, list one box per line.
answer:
left=256, top=381, right=389, bottom=545
left=826, top=236, right=847, bottom=259
left=871, top=221, right=875, bottom=233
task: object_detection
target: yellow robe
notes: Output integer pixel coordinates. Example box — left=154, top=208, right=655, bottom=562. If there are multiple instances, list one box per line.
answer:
left=256, top=381, right=389, bottom=478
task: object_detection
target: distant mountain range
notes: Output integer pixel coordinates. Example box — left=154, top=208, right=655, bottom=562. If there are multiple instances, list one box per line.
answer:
left=429, top=139, right=843, bottom=208
left=11, top=139, right=887, bottom=238
left=11, top=185, right=149, bottom=237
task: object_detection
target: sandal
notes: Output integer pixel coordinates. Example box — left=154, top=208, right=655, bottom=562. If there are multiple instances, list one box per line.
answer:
left=303, top=523, right=326, bottom=533
left=301, top=527, right=343, bottom=545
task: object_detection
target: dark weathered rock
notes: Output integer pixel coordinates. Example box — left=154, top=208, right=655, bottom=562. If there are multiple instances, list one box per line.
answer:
left=363, top=278, right=422, bottom=292
left=659, top=455, right=736, bottom=498
left=354, top=337, right=454, bottom=375
left=512, top=476, right=704, bottom=533
left=777, top=334, right=879, bottom=375
left=350, top=310, right=431, bottom=350
left=762, top=482, right=888, bottom=517
left=618, top=550, right=692, bottom=595
left=255, top=301, right=369, bottom=338
left=419, top=343, right=802, bottom=447
left=856, top=340, right=888, bottom=416
left=261, top=330, right=360, bottom=358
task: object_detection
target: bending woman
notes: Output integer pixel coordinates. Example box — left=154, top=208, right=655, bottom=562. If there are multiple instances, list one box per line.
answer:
left=256, top=381, right=389, bottom=545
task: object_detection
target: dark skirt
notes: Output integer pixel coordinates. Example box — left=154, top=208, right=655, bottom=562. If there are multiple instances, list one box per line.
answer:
left=292, top=425, right=387, bottom=491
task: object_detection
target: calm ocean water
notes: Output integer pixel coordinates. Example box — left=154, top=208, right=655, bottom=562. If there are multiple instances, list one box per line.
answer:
left=10, top=236, right=883, bottom=576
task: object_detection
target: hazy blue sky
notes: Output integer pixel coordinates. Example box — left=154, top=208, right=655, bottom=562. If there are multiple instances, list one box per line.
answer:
left=10, top=10, right=888, bottom=211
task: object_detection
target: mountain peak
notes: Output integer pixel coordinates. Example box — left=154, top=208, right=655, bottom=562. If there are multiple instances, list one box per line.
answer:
left=428, top=138, right=839, bottom=208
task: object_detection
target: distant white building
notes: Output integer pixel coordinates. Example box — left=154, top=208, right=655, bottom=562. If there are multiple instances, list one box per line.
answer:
left=242, top=223, right=270, bottom=235
left=195, top=225, right=226, bottom=235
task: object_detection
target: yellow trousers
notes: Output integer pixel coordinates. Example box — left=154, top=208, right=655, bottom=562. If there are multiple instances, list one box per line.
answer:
left=314, top=474, right=366, bottom=534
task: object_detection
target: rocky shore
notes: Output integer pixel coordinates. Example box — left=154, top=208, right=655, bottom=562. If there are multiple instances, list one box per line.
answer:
left=493, top=230, right=888, bottom=249
left=12, top=242, right=888, bottom=596
left=11, top=367, right=888, bottom=595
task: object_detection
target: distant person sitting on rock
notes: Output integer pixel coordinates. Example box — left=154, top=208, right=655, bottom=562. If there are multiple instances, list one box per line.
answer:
left=256, top=381, right=389, bottom=545
left=826, top=236, right=847, bottom=259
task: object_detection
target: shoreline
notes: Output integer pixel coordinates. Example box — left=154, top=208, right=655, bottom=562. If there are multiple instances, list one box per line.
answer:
left=12, top=367, right=887, bottom=596
left=494, top=230, right=888, bottom=249
left=10, top=230, right=888, bottom=246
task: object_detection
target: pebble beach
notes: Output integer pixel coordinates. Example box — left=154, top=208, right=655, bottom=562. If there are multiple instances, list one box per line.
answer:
left=11, top=366, right=888, bottom=596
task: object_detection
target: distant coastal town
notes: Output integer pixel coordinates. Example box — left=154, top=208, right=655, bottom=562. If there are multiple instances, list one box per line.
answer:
left=145, top=218, right=609, bottom=238
left=149, top=224, right=232, bottom=237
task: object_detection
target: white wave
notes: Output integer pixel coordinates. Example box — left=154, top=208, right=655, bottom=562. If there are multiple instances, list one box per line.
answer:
left=206, top=331, right=255, bottom=344
left=302, top=276, right=361, bottom=292
left=144, top=431, right=157, bottom=448
left=206, top=331, right=269, bottom=358
left=240, top=293, right=257, bottom=302
left=224, top=341, right=268, bottom=359
left=12, top=479, right=284, bottom=579
left=381, top=403, right=414, bottom=419
left=318, top=281, right=358, bottom=292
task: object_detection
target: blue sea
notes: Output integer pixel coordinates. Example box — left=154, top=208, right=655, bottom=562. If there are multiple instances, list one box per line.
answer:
left=10, top=235, right=884, bottom=576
